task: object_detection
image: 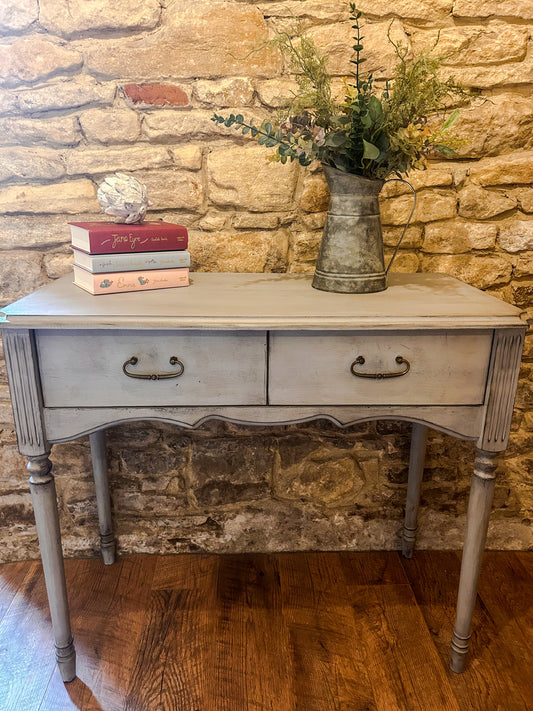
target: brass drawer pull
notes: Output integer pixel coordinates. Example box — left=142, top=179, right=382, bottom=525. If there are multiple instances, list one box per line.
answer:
left=122, top=356, right=184, bottom=380
left=350, top=355, right=410, bottom=380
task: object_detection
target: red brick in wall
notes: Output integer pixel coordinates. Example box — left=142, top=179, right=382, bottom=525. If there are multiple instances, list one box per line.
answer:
left=123, top=83, right=189, bottom=106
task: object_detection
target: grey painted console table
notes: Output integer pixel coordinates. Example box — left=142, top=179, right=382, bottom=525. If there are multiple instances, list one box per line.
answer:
left=0, top=272, right=526, bottom=683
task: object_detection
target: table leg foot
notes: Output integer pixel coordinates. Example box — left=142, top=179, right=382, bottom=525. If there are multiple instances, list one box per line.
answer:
left=100, top=531, right=116, bottom=565
left=450, top=631, right=470, bottom=674
left=401, top=535, right=416, bottom=559
left=56, top=638, right=77, bottom=683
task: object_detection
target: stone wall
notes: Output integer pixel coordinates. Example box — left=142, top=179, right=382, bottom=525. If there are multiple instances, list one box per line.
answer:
left=0, top=0, right=531, bottom=562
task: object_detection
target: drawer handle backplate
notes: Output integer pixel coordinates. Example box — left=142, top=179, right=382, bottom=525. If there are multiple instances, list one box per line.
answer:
left=122, top=356, right=185, bottom=381
left=350, top=355, right=410, bottom=380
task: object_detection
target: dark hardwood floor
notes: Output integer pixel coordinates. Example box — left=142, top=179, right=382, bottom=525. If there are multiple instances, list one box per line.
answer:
left=0, top=551, right=531, bottom=710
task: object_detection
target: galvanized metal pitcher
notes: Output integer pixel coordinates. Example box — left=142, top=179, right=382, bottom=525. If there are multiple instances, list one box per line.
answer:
left=312, top=165, right=414, bottom=294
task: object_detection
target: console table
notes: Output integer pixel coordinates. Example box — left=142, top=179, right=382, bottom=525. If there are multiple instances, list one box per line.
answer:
left=0, top=272, right=525, bottom=683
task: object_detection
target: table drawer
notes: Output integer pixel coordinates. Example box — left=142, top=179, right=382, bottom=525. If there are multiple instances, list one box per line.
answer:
left=36, top=330, right=267, bottom=407
left=268, top=331, right=493, bottom=406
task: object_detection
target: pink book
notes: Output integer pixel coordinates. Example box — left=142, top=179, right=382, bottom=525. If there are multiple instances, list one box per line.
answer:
left=68, top=221, right=188, bottom=254
left=73, top=265, right=189, bottom=295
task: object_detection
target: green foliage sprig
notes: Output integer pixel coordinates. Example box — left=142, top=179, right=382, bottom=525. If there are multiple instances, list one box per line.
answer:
left=212, top=3, right=468, bottom=180
left=212, top=113, right=315, bottom=165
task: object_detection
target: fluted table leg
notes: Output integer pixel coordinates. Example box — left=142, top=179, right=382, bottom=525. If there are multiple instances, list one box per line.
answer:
left=450, top=449, right=497, bottom=673
left=28, top=454, right=76, bottom=683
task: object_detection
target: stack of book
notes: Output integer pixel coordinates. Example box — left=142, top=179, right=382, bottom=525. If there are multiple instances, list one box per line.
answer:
left=69, top=220, right=190, bottom=295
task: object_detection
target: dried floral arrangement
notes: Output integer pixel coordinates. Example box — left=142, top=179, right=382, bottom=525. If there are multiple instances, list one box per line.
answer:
left=212, top=3, right=467, bottom=180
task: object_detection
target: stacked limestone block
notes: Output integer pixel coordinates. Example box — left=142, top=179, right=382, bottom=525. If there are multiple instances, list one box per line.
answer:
left=0, top=0, right=531, bottom=561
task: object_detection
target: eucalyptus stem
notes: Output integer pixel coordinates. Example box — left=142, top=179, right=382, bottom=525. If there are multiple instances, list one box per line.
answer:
left=211, top=113, right=313, bottom=166
left=349, top=4, right=365, bottom=94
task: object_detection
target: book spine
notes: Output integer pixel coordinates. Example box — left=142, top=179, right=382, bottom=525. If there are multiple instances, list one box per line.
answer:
left=85, top=268, right=189, bottom=294
left=77, top=251, right=191, bottom=273
left=86, top=232, right=189, bottom=254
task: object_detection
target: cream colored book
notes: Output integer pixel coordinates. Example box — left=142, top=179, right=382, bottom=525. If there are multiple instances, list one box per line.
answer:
left=73, top=265, right=189, bottom=295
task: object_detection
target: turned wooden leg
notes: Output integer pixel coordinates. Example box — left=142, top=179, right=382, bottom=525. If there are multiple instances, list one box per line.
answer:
left=402, top=423, right=428, bottom=558
left=450, top=449, right=497, bottom=673
left=28, top=454, right=76, bottom=683
left=89, top=430, right=115, bottom=565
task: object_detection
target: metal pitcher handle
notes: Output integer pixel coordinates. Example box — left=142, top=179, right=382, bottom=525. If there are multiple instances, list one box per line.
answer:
left=383, top=178, right=417, bottom=275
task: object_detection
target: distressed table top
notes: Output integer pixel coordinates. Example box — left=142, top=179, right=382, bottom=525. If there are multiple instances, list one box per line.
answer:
left=0, top=272, right=524, bottom=330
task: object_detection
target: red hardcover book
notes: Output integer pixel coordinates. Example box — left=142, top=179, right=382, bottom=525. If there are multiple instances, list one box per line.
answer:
left=68, top=221, right=188, bottom=254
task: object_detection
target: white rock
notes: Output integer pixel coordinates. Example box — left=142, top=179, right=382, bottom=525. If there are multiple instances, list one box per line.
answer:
left=97, top=173, right=151, bottom=224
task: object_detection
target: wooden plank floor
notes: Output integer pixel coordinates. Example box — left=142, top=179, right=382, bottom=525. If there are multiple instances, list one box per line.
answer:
left=0, top=551, right=531, bottom=711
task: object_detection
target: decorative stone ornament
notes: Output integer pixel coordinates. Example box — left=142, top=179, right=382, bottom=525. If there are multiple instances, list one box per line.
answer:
left=96, top=172, right=151, bottom=223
